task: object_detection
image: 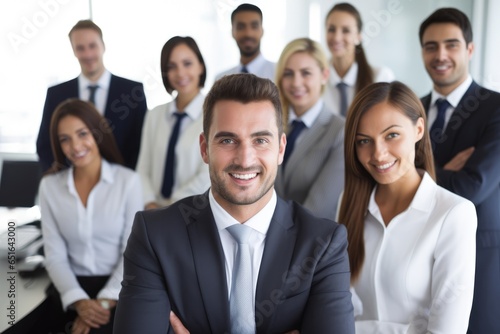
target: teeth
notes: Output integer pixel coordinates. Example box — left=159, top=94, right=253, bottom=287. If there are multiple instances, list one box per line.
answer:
left=231, top=173, right=257, bottom=180
left=74, top=151, right=87, bottom=158
left=377, top=161, right=395, bottom=170
left=435, top=65, right=449, bottom=70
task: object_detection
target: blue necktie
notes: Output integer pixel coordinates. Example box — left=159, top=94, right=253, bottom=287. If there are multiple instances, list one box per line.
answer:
left=283, top=120, right=306, bottom=169
left=430, top=98, right=450, bottom=146
left=337, top=82, right=348, bottom=116
left=88, top=85, right=98, bottom=105
left=161, top=112, right=187, bottom=198
left=241, top=66, right=249, bottom=73
left=227, top=224, right=255, bottom=334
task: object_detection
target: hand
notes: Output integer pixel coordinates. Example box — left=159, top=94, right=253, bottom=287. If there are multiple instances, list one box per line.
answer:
left=71, top=315, right=91, bottom=334
left=145, top=202, right=161, bottom=210
left=169, top=311, right=299, bottom=334
left=73, top=299, right=111, bottom=328
left=443, top=147, right=475, bottom=171
left=170, top=311, right=189, bottom=334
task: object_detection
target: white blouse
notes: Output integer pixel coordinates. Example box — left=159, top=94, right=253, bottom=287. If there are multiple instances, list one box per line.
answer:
left=353, top=172, right=477, bottom=333
left=39, top=160, right=143, bottom=310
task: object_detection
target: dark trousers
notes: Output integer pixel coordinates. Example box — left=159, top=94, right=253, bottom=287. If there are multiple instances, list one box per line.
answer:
left=45, top=276, right=115, bottom=334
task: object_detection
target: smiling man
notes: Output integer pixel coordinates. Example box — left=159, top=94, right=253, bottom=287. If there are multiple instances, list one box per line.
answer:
left=36, top=20, right=147, bottom=172
left=215, top=4, right=276, bottom=81
left=113, top=74, right=354, bottom=334
left=419, top=8, right=500, bottom=333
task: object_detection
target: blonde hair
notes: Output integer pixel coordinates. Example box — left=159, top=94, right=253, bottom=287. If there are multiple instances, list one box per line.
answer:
left=275, top=38, right=328, bottom=127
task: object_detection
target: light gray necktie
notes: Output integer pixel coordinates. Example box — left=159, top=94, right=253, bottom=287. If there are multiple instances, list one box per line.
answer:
left=337, top=82, right=348, bottom=116
left=227, top=224, right=255, bottom=334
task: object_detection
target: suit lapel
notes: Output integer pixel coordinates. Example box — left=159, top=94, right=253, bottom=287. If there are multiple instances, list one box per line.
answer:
left=284, top=107, right=332, bottom=186
left=185, top=193, right=229, bottom=333
left=434, top=81, right=478, bottom=164
left=255, top=198, right=296, bottom=333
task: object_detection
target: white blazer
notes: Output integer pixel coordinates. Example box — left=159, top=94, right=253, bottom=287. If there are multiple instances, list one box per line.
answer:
left=353, top=171, right=477, bottom=333
left=136, top=93, right=210, bottom=207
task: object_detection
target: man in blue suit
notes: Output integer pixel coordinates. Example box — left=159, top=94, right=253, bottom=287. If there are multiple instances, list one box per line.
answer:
left=36, top=20, right=147, bottom=171
left=419, top=8, right=500, bottom=333
left=113, top=74, right=354, bottom=333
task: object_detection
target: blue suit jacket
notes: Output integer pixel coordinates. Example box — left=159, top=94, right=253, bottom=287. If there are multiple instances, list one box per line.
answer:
left=36, top=75, right=147, bottom=171
left=421, top=81, right=500, bottom=333
left=113, top=193, right=355, bottom=334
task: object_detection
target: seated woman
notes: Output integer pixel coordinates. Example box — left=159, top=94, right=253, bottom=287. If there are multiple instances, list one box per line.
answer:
left=323, top=2, right=395, bottom=116
left=39, top=99, right=142, bottom=333
left=338, top=81, right=476, bottom=333
left=136, top=36, right=210, bottom=209
left=274, top=37, right=345, bottom=220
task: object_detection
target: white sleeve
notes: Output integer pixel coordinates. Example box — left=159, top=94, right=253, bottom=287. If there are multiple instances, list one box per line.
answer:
left=39, top=178, right=89, bottom=310
left=136, top=108, right=157, bottom=206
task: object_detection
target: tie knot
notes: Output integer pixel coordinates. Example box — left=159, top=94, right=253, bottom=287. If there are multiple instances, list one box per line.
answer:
left=435, top=98, right=450, bottom=113
left=173, top=112, right=187, bottom=121
left=337, top=82, right=348, bottom=89
left=241, top=66, right=249, bottom=73
left=291, top=120, right=306, bottom=131
left=227, top=224, right=253, bottom=244
left=88, top=85, right=98, bottom=92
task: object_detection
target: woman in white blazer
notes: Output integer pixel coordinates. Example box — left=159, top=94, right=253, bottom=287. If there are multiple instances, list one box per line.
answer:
left=274, top=37, right=345, bottom=220
left=39, top=99, right=143, bottom=333
left=338, top=81, right=477, bottom=333
left=136, top=36, right=210, bottom=209
left=323, top=3, right=395, bottom=116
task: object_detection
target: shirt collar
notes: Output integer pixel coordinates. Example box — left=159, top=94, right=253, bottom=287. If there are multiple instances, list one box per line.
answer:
left=430, top=75, right=473, bottom=108
left=328, top=62, right=358, bottom=87
left=368, top=170, right=436, bottom=219
left=65, top=159, right=114, bottom=193
left=168, top=92, right=204, bottom=120
left=209, top=188, right=277, bottom=236
left=79, top=69, right=111, bottom=91
left=241, top=53, right=265, bottom=73
left=288, top=99, right=324, bottom=128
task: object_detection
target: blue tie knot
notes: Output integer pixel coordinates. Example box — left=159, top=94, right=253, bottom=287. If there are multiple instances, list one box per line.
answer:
left=283, top=120, right=306, bottom=168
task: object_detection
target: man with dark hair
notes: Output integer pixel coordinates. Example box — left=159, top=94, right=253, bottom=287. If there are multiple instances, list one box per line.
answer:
left=113, top=74, right=354, bottom=333
left=215, top=3, right=276, bottom=81
left=36, top=19, right=147, bottom=171
left=419, top=7, right=500, bottom=333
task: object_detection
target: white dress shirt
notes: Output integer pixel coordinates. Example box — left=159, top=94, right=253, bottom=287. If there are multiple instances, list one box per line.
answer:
left=427, top=75, right=473, bottom=132
left=209, top=189, right=277, bottom=303
left=353, top=171, right=476, bottom=333
left=39, top=160, right=143, bottom=310
left=215, top=53, right=276, bottom=82
left=136, top=93, right=210, bottom=207
left=323, top=62, right=395, bottom=116
left=78, top=70, right=112, bottom=115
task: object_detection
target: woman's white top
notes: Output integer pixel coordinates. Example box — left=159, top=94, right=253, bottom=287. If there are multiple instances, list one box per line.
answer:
left=136, top=92, right=210, bottom=207
left=39, top=160, right=143, bottom=310
left=353, top=171, right=477, bottom=333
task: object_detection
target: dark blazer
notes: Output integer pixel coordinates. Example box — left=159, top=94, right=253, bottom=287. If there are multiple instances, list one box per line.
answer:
left=275, top=105, right=345, bottom=221
left=114, top=193, right=355, bottom=334
left=36, top=75, right=147, bottom=171
left=422, top=81, right=500, bottom=333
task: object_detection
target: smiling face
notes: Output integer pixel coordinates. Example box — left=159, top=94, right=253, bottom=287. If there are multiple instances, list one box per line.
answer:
left=70, top=28, right=106, bottom=81
left=421, top=23, right=473, bottom=96
left=325, top=10, right=360, bottom=61
left=200, top=100, right=286, bottom=218
left=280, top=51, right=328, bottom=117
left=166, top=43, right=204, bottom=99
left=58, top=115, right=101, bottom=170
left=355, top=101, right=424, bottom=187
left=232, top=11, right=263, bottom=58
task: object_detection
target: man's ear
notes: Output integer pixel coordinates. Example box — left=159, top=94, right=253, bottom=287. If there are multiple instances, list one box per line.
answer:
left=200, top=132, right=209, bottom=164
left=278, top=133, right=286, bottom=165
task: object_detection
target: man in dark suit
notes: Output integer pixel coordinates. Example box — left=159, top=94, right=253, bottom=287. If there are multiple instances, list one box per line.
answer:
left=419, top=8, right=500, bottom=333
left=113, top=74, right=354, bottom=333
left=36, top=20, right=147, bottom=171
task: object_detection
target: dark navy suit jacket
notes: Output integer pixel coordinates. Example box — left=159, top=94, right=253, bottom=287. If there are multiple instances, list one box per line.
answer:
left=36, top=75, right=147, bottom=171
left=114, top=193, right=355, bottom=334
left=422, top=81, right=500, bottom=334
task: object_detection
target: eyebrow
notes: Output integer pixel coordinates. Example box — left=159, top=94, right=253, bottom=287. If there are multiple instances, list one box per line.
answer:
left=423, top=38, right=462, bottom=46
left=213, top=130, right=274, bottom=139
left=356, top=124, right=402, bottom=137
